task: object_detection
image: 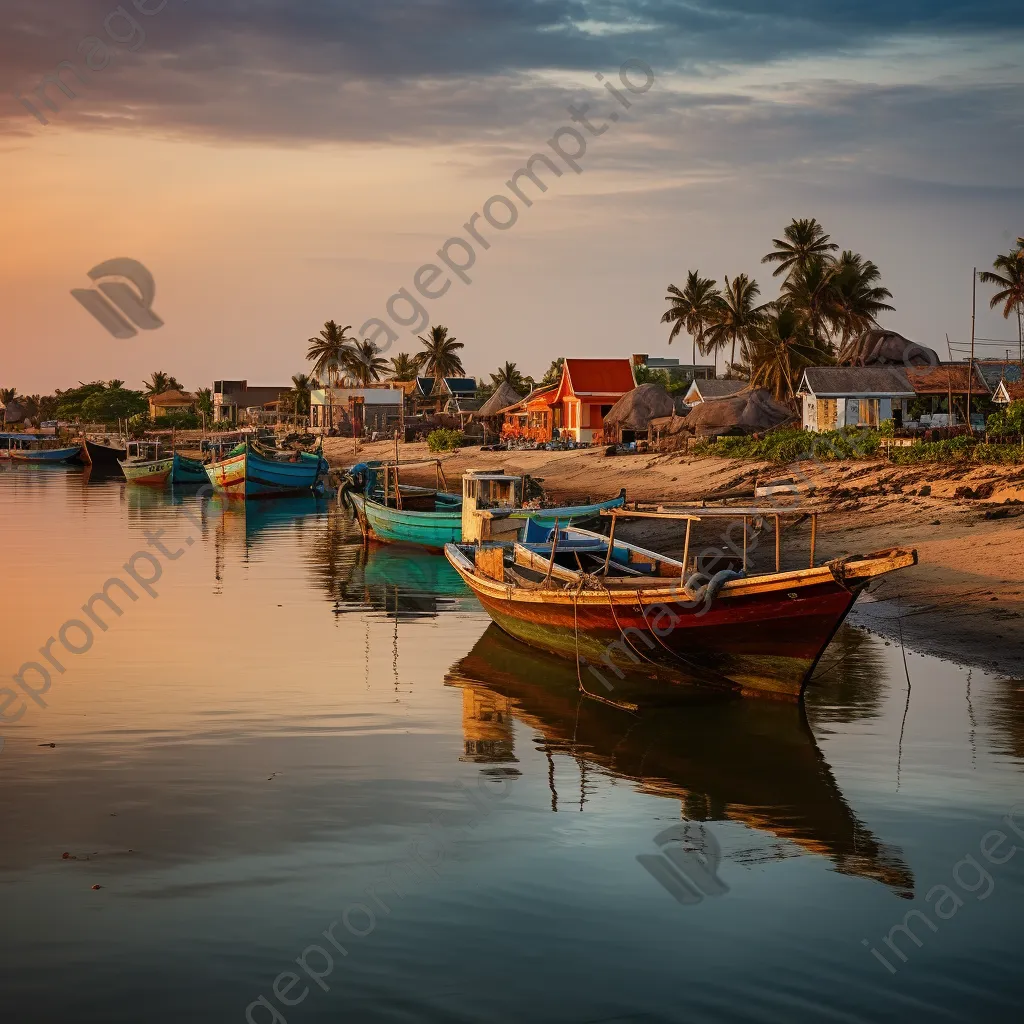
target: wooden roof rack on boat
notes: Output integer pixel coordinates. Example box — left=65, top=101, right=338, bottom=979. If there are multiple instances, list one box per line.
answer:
left=600, top=505, right=827, bottom=572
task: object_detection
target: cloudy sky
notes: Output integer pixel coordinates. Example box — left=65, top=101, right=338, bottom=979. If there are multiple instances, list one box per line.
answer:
left=1, top=0, right=1022, bottom=393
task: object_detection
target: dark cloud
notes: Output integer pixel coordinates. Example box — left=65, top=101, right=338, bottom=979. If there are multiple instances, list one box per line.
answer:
left=2, top=0, right=1021, bottom=141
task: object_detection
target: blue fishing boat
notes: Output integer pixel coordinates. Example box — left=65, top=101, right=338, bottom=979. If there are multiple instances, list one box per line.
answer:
left=345, top=465, right=625, bottom=550
left=172, top=452, right=208, bottom=485
left=7, top=440, right=83, bottom=464
left=204, top=439, right=328, bottom=498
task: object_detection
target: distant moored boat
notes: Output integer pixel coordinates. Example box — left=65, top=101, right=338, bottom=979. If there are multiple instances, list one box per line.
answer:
left=119, top=441, right=174, bottom=487
left=203, top=439, right=328, bottom=498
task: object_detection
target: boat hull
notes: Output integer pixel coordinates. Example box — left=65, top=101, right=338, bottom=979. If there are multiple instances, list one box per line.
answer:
left=172, top=452, right=207, bottom=485
left=85, top=438, right=126, bottom=466
left=9, top=446, right=83, bottom=464
left=350, top=492, right=627, bottom=550
left=445, top=544, right=917, bottom=701
left=120, top=457, right=174, bottom=486
left=204, top=445, right=325, bottom=498
left=473, top=578, right=857, bottom=700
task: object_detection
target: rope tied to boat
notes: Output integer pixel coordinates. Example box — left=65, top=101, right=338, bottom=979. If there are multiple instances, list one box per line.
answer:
left=826, top=555, right=856, bottom=591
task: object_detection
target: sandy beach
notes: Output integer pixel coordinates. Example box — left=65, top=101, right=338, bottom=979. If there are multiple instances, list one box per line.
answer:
left=321, top=437, right=1024, bottom=678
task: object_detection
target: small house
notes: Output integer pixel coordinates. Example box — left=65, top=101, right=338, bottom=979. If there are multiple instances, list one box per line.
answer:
left=214, top=380, right=290, bottom=424
left=683, top=379, right=746, bottom=407
left=904, top=363, right=991, bottom=430
left=797, top=367, right=914, bottom=431
left=602, top=383, right=679, bottom=444
left=148, top=389, right=195, bottom=420
left=986, top=362, right=1023, bottom=406
left=411, top=377, right=478, bottom=416
left=310, top=385, right=403, bottom=433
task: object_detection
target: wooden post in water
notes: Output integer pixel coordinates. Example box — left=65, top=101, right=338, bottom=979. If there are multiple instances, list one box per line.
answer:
left=810, top=513, right=817, bottom=568
left=775, top=514, right=781, bottom=572
left=742, top=517, right=748, bottom=572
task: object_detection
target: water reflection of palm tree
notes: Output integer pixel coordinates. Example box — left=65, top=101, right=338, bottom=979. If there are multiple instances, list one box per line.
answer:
left=446, top=625, right=914, bottom=897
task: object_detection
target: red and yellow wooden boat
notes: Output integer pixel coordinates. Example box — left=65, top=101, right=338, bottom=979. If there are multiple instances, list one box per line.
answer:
left=444, top=509, right=917, bottom=701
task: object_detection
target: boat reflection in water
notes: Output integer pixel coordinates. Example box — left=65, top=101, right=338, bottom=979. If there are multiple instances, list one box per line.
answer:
left=305, top=507, right=474, bottom=620
left=445, top=623, right=915, bottom=897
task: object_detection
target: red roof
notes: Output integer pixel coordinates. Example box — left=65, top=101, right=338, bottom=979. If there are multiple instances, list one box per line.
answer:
left=561, top=359, right=636, bottom=397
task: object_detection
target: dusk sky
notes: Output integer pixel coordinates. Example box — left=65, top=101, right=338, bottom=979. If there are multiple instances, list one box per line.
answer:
left=2, top=0, right=1022, bottom=393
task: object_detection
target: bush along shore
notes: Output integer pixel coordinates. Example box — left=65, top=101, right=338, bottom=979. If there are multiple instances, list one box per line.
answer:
left=692, top=426, right=1024, bottom=465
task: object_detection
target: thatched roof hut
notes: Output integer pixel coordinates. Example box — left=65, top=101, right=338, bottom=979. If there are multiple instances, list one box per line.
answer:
left=475, top=380, right=525, bottom=419
left=679, top=388, right=795, bottom=437
left=602, top=383, right=678, bottom=441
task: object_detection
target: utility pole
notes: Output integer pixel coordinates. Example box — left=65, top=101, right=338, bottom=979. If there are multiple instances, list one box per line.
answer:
left=967, top=267, right=977, bottom=431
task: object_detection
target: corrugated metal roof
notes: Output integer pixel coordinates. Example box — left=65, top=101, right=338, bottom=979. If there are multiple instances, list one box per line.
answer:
left=799, top=367, right=912, bottom=396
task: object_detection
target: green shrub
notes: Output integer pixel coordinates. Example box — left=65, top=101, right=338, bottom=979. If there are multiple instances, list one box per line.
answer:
left=691, top=426, right=1023, bottom=466
left=692, top=427, right=879, bottom=463
left=427, top=428, right=465, bottom=452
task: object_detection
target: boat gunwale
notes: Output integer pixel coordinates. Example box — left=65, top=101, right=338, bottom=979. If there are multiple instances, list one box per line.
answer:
left=445, top=532, right=917, bottom=605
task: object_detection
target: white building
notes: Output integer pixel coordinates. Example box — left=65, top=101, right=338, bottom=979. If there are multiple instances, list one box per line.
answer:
left=798, top=367, right=914, bottom=431
left=310, top=386, right=403, bottom=433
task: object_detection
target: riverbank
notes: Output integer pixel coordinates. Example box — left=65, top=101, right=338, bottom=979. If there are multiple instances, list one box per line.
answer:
left=327, top=439, right=1024, bottom=678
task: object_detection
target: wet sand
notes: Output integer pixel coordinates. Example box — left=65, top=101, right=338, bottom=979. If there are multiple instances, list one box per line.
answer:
left=325, top=438, right=1024, bottom=678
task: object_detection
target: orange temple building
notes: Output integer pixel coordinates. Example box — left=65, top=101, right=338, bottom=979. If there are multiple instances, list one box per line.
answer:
left=502, top=358, right=636, bottom=444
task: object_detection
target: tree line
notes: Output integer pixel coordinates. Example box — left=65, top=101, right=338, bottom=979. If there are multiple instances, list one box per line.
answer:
left=661, top=219, right=1024, bottom=401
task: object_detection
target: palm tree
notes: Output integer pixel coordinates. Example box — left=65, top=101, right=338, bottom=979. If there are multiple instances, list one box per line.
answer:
left=661, top=271, right=723, bottom=365
left=307, top=320, right=355, bottom=428
left=143, top=371, right=172, bottom=395
left=762, top=218, right=839, bottom=279
left=489, top=361, right=526, bottom=392
left=748, top=306, right=833, bottom=403
left=345, top=341, right=388, bottom=386
left=703, top=273, right=768, bottom=369
left=195, top=387, right=214, bottom=420
left=290, top=375, right=312, bottom=417
left=540, top=358, right=564, bottom=386
left=106, top=379, right=125, bottom=390
left=388, top=353, right=418, bottom=382
left=416, top=325, right=465, bottom=379
left=979, top=243, right=1024, bottom=362
left=780, top=256, right=842, bottom=350
left=0, top=387, right=16, bottom=405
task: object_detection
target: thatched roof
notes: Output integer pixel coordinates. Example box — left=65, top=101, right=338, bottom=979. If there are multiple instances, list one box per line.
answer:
left=680, top=389, right=795, bottom=437
left=475, top=380, right=525, bottom=418
left=839, top=328, right=940, bottom=368
left=649, top=412, right=690, bottom=436
left=603, top=384, right=676, bottom=430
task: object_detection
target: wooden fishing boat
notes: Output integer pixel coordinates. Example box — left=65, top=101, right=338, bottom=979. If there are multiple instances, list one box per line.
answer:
left=345, top=463, right=626, bottom=550
left=119, top=441, right=173, bottom=487
left=172, top=452, right=207, bottom=485
left=204, top=439, right=328, bottom=498
left=444, top=508, right=918, bottom=701
left=84, top=435, right=127, bottom=466
left=7, top=441, right=83, bottom=464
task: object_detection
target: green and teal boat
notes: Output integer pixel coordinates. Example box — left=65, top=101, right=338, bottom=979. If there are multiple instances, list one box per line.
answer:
left=345, top=463, right=625, bottom=551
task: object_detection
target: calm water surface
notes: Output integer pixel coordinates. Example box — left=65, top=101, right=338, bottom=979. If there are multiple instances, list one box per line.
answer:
left=1, top=465, right=1023, bottom=1023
